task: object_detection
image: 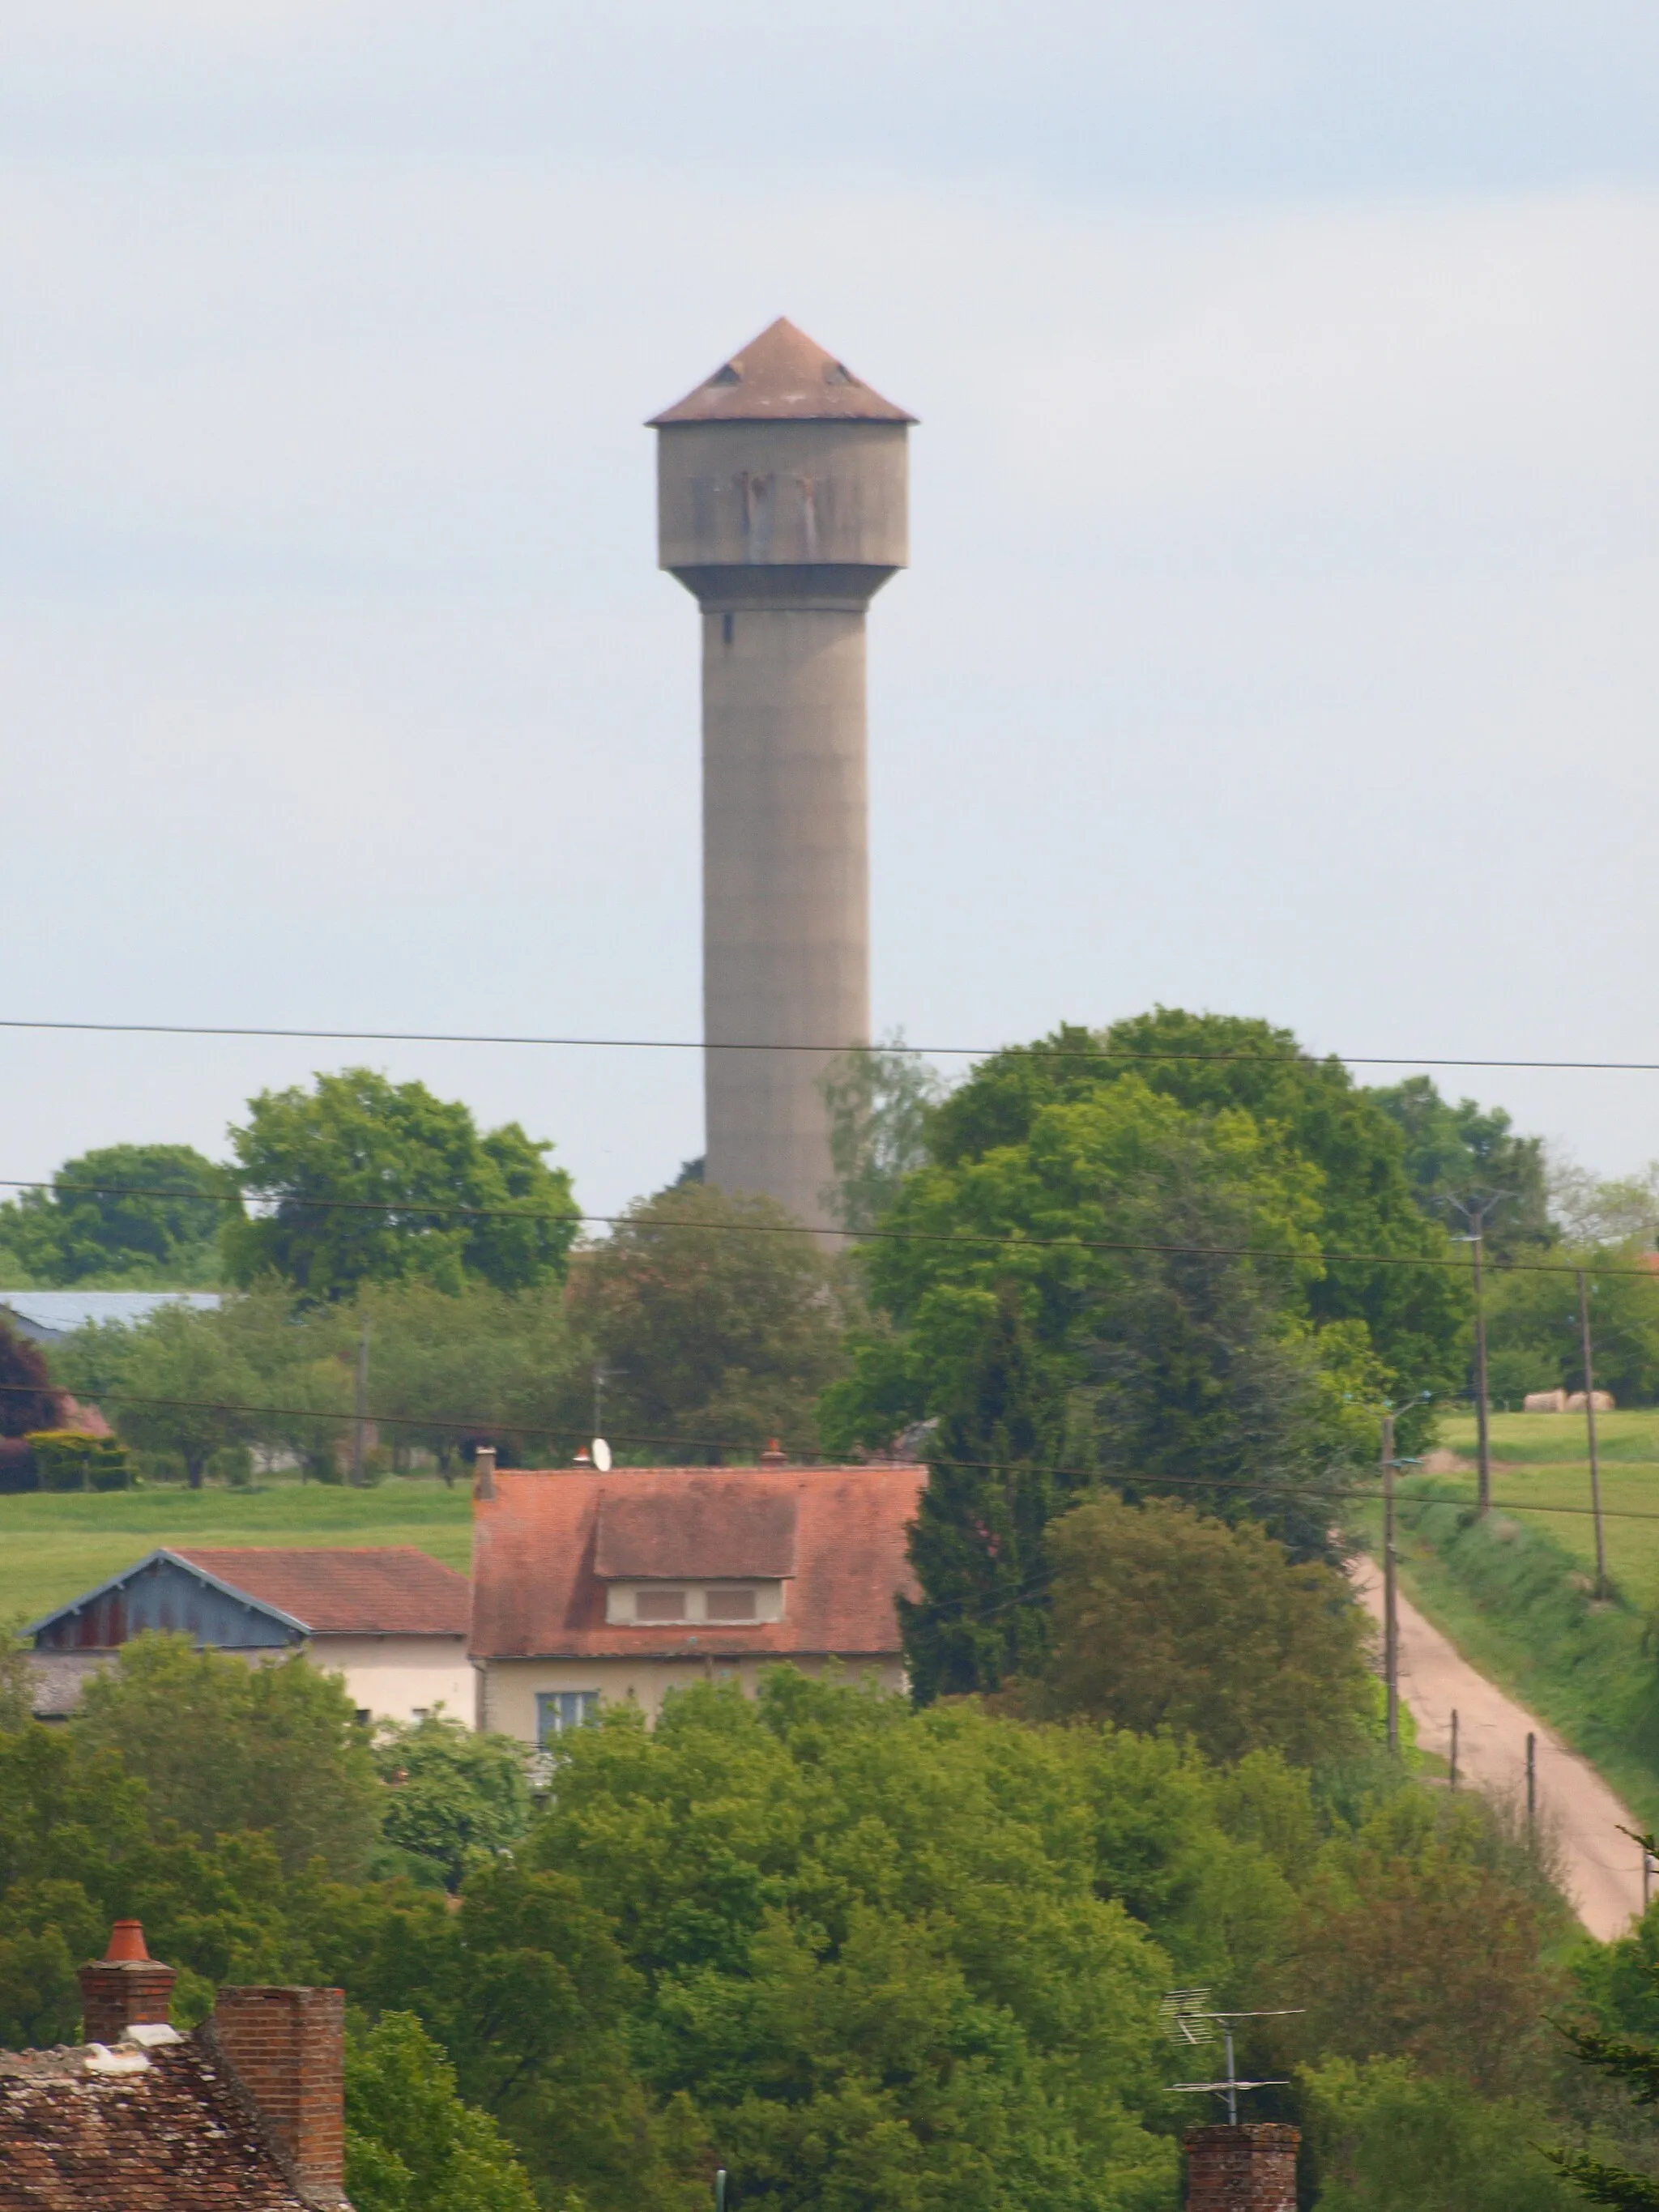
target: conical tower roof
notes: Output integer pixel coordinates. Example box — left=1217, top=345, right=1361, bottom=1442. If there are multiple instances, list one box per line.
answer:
left=650, top=318, right=915, bottom=426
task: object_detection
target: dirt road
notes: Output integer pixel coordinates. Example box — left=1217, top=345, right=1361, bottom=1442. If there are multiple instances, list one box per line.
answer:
left=1353, top=1564, right=1648, bottom=1941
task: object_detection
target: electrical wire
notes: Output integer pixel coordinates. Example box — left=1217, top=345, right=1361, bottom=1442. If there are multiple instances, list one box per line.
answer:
left=0, top=1379, right=1643, bottom=1524
left=6, top=1013, right=1659, bottom=1073
left=3, top=1176, right=1656, bottom=1277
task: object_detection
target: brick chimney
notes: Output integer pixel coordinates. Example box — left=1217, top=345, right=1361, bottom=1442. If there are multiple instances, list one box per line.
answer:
left=1185, top=2124, right=1299, bottom=2212
left=210, top=1985, right=347, bottom=2209
left=78, top=1920, right=177, bottom=2044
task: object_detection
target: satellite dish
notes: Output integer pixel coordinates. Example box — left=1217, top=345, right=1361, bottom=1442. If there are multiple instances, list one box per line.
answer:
left=591, top=1438, right=613, bottom=1473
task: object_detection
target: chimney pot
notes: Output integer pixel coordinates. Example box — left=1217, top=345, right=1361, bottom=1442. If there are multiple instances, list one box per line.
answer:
left=760, top=1438, right=787, bottom=1465
left=79, top=1922, right=177, bottom=2044
left=1184, top=2123, right=1299, bottom=2212
left=473, top=1444, right=497, bottom=1500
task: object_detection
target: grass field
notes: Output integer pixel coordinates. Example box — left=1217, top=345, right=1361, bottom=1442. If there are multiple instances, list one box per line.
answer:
left=1430, top=1410, right=1659, bottom=1600
left=0, top=1479, right=475, bottom=1628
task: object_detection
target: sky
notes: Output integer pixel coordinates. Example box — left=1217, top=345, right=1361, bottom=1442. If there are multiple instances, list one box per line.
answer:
left=4, top=2, right=1659, bottom=1219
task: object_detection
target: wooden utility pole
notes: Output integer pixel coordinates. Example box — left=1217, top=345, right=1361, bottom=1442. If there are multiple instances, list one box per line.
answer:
left=1577, top=1269, right=1608, bottom=1599
left=351, top=1313, right=370, bottom=1487
left=1448, top=1707, right=1459, bottom=1789
left=1382, top=1413, right=1398, bottom=1756
left=1448, top=1193, right=1508, bottom=1515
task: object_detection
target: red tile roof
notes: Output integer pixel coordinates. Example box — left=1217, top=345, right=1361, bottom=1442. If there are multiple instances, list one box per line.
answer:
left=173, top=1549, right=469, bottom=1638
left=0, top=2038, right=311, bottom=2209
left=650, top=318, right=915, bottom=426
left=471, top=1466, right=926, bottom=1661
left=593, top=1481, right=800, bottom=1582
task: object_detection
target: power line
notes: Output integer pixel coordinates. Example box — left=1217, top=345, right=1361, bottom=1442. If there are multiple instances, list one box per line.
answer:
left=4, top=1175, right=1657, bottom=1277
left=5, top=1012, right=1659, bottom=1074
left=0, top=1378, right=1646, bottom=1524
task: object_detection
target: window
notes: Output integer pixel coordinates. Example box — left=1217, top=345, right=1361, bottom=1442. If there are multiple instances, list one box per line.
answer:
left=706, top=1588, right=757, bottom=1621
left=537, top=1690, right=599, bottom=1745
left=634, top=1588, right=688, bottom=1622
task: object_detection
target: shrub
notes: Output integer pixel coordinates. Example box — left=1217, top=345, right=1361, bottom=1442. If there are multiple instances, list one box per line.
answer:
left=25, top=1431, right=131, bottom=1492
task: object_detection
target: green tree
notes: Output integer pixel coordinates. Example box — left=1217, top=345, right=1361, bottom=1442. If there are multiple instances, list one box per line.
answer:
left=57, top=1300, right=260, bottom=1487
left=921, top=1012, right=1468, bottom=1420
left=565, top=1183, right=851, bottom=1461
left=1484, top=1247, right=1659, bottom=1409
left=1367, top=1075, right=1554, bottom=1257
left=74, top=1635, right=382, bottom=1879
left=0, top=1144, right=231, bottom=1287
left=1031, top=1494, right=1376, bottom=1768
left=1302, top=2056, right=1580, bottom=2212
left=899, top=1290, right=1073, bottom=1703
left=346, top=2011, right=538, bottom=2212
left=373, top=1716, right=532, bottom=1892
left=823, top=1070, right=1385, bottom=1571
left=818, top=1034, right=948, bottom=1235
left=224, top=1069, right=579, bottom=1301
left=356, top=1279, right=576, bottom=1475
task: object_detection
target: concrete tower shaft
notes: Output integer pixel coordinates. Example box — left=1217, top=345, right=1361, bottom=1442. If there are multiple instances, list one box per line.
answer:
left=652, top=320, right=912, bottom=1228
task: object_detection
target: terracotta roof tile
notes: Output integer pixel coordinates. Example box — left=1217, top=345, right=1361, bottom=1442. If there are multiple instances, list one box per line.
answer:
left=471, top=1466, right=925, bottom=1662
left=173, top=1548, right=469, bottom=1638
left=650, top=318, right=915, bottom=426
left=0, top=2038, right=308, bottom=2209
left=594, top=1481, right=799, bottom=1581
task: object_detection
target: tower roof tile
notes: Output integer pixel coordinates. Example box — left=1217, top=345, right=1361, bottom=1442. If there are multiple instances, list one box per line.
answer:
left=650, top=318, right=915, bottom=426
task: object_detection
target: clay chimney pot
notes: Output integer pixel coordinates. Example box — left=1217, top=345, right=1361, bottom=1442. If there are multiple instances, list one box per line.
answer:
left=104, top=1919, right=150, bottom=1963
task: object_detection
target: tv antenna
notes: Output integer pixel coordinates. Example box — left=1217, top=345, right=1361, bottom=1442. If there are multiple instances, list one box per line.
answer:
left=1160, top=1991, right=1302, bottom=2126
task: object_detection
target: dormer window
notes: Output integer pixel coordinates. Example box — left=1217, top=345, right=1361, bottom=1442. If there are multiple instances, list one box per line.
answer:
left=604, top=1581, right=783, bottom=1626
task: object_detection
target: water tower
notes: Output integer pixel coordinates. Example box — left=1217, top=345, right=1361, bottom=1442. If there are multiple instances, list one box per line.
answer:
left=651, top=318, right=913, bottom=1227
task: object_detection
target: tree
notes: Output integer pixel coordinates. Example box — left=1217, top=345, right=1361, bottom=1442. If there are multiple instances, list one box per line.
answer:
left=899, top=1291, right=1073, bottom=1703
left=224, top=1068, right=579, bottom=1301
left=0, top=1311, right=58, bottom=1438
left=373, top=1715, right=532, bottom=1892
left=1294, top=1788, right=1565, bottom=2101
left=74, top=1634, right=382, bottom=1878
left=353, top=1279, right=576, bottom=1474
left=818, top=1034, right=947, bottom=1235
left=1367, top=1076, right=1555, bottom=1259
left=921, top=1012, right=1469, bottom=1423
left=565, top=1183, right=851, bottom=1461
left=1030, top=1494, right=1376, bottom=1767
left=1302, top=2056, right=1580, bottom=2212
left=822, top=1069, right=1385, bottom=1571
left=1550, top=1838, right=1659, bottom=2209
left=1485, top=1249, right=1659, bottom=1409
left=58, top=1301, right=261, bottom=1486
left=0, top=1144, right=231, bottom=1287
left=346, top=2011, right=538, bottom=2212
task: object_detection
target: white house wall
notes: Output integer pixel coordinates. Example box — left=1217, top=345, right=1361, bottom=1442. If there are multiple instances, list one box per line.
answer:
left=307, top=1635, right=476, bottom=1727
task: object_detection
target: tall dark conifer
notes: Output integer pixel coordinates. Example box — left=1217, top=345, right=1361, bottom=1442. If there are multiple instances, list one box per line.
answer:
left=899, top=1291, right=1076, bottom=1704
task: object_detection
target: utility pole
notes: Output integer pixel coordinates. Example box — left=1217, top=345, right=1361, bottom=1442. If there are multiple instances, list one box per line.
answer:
left=1448, top=1192, right=1508, bottom=1515
left=1577, top=1269, right=1608, bottom=1600
left=1448, top=1708, right=1459, bottom=1789
left=351, top=1312, right=370, bottom=1487
left=1382, top=1413, right=1398, bottom=1756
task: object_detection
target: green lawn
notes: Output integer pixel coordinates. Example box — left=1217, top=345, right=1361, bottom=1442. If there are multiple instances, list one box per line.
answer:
left=1431, top=1411, right=1659, bottom=1600
left=0, top=1479, right=475, bottom=1628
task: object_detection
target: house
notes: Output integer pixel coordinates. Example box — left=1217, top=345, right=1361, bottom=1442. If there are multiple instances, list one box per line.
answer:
left=469, top=1460, right=927, bottom=1744
left=26, top=1547, right=472, bottom=1727
left=0, top=1918, right=348, bottom=2209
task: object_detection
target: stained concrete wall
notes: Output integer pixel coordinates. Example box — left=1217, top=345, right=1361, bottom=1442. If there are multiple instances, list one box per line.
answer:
left=658, top=418, right=907, bottom=1229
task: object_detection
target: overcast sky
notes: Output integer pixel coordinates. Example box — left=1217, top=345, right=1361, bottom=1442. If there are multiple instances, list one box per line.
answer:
left=4, top=2, right=1658, bottom=1218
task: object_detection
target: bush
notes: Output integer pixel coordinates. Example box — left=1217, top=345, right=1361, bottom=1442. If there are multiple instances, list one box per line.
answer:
left=207, top=1444, right=255, bottom=1489
left=1301, top=2056, right=1579, bottom=2211
left=25, top=1431, right=132, bottom=1492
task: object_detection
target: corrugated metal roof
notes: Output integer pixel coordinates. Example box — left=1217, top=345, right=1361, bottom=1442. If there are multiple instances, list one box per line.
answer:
left=650, top=318, right=915, bottom=426
left=0, top=1290, right=220, bottom=1342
